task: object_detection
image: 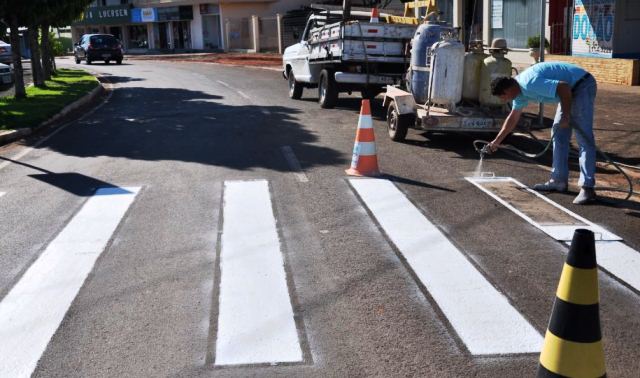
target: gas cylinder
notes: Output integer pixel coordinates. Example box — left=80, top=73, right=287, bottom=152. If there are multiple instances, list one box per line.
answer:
left=428, top=38, right=465, bottom=108
left=408, top=22, right=441, bottom=104
left=462, top=42, right=488, bottom=102
left=479, top=50, right=512, bottom=107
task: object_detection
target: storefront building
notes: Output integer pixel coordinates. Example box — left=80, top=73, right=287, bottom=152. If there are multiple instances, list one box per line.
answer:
left=71, top=0, right=310, bottom=52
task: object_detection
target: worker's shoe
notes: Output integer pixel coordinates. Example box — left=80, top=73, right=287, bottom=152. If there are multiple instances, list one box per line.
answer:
left=532, top=180, right=568, bottom=193
left=573, top=187, right=597, bottom=205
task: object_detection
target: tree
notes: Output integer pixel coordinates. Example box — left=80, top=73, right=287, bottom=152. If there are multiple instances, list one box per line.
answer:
left=0, top=0, right=37, bottom=98
left=0, top=0, right=92, bottom=96
left=43, top=0, right=93, bottom=78
left=28, top=26, right=44, bottom=87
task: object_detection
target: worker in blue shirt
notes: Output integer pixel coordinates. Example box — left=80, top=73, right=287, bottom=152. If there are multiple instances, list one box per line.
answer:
left=487, top=62, right=597, bottom=205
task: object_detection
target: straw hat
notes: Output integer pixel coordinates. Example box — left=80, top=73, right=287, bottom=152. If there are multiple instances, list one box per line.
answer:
left=488, top=38, right=509, bottom=51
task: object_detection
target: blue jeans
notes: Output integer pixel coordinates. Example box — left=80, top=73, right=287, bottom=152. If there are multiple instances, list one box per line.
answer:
left=551, top=75, right=597, bottom=188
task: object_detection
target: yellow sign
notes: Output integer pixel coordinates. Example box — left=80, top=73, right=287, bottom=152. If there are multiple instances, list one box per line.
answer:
left=406, top=0, right=436, bottom=9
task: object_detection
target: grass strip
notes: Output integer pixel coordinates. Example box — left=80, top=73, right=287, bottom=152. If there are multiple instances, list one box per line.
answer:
left=0, top=69, right=99, bottom=130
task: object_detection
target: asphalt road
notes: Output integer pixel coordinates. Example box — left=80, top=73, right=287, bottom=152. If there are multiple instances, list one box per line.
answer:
left=0, top=57, right=638, bottom=377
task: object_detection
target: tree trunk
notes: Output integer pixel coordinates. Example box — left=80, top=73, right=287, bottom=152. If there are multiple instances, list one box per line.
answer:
left=9, top=15, right=26, bottom=99
left=28, top=27, right=45, bottom=87
left=41, top=21, right=53, bottom=79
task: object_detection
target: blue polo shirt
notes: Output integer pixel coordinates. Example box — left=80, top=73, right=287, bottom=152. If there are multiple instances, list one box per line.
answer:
left=512, top=62, right=587, bottom=110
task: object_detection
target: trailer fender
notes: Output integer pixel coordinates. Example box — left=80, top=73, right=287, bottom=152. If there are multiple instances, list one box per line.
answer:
left=383, top=91, right=416, bottom=116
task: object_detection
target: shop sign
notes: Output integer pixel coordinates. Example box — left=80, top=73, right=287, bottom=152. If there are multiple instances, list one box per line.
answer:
left=157, top=6, right=194, bottom=22
left=572, top=0, right=615, bottom=58
left=132, top=8, right=157, bottom=23
left=74, top=5, right=132, bottom=25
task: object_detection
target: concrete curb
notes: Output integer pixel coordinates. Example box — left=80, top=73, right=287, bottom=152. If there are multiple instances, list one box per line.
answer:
left=0, top=81, right=104, bottom=147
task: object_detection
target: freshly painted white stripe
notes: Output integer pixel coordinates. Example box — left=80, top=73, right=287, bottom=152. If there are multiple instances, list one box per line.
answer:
left=353, top=141, right=376, bottom=156
left=465, top=177, right=621, bottom=241
left=358, top=114, right=373, bottom=129
left=280, top=146, right=309, bottom=183
left=0, top=187, right=140, bottom=378
left=216, top=80, right=232, bottom=89
left=216, top=180, right=302, bottom=365
left=586, top=241, right=640, bottom=292
left=350, top=178, right=542, bottom=355
left=237, top=90, right=251, bottom=100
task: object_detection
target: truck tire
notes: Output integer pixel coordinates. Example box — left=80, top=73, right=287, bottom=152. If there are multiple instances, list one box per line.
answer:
left=387, top=100, right=413, bottom=142
left=288, top=71, right=303, bottom=99
left=318, top=69, right=338, bottom=109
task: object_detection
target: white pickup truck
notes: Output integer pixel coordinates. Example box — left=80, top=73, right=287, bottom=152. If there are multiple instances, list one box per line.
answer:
left=283, top=10, right=417, bottom=108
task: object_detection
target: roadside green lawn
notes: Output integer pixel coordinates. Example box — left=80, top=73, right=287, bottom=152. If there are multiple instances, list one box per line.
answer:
left=0, top=69, right=99, bottom=131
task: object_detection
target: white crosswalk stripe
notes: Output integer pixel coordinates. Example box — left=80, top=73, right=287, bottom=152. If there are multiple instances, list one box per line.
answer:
left=0, top=187, right=140, bottom=378
left=349, top=178, right=543, bottom=355
left=214, top=180, right=303, bottom=366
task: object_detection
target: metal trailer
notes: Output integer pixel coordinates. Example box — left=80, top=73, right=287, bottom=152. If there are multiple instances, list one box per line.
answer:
left=382, top=85, right=533, bottom=142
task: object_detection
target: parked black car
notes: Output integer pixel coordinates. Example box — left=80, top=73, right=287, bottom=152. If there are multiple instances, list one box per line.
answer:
left=74, top=34, right=123, bottom=65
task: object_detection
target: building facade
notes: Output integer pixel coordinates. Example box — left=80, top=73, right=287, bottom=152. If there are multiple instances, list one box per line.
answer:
left=71, top=0, right=311, bottom=52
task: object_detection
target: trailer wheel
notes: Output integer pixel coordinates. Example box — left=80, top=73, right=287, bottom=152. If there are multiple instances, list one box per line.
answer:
left=387, top=101, right=412, bottom=142
left=288, top=71, right=303, bottom=99
left=318, top=69, right=338, bottom=109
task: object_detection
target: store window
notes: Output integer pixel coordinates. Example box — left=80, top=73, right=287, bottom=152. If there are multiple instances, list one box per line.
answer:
left=172, top=21, right=191, bottom=49
left=491, top=0, right=541, bottom=49
left=128, top=25, right=148, bottom=48
left=201, top=4, right=221, bottom=49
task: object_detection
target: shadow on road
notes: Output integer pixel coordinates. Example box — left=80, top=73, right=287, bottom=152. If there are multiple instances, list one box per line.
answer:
left=0, top=156, right=123, bottom=196
left=26, top=84, right=346, bottom=173
left=97, top=75, right=145, bottom=84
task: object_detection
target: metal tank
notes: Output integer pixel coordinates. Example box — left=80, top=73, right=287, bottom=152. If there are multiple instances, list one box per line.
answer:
left=427, top=37, right=465, bottom=109
left=408, top=22, right=441, bottom=104
left=462, top=41, right=488, bottom=102
left=479, top=39, right=512, bottom=107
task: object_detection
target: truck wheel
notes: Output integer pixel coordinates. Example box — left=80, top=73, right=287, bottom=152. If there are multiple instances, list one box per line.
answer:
left=387, top=101, right=412, bottom=142
left=288, top=71, right=303, bottom=99
left=318, top=69, right=338, bottom=109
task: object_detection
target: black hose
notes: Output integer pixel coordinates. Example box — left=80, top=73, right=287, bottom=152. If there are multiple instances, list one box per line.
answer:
left=473, top=126, right=636, bottom=201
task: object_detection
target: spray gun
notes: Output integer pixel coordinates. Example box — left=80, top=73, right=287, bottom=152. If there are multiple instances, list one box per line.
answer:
left=479, top=143, right=492, bottom=157
left=474, top=140, right=493, bottom=159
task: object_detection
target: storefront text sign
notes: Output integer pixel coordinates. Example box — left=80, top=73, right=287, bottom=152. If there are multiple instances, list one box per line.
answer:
left=572, top=0, right=615, bottom=58
left=74, top=5, right=132, bottom=25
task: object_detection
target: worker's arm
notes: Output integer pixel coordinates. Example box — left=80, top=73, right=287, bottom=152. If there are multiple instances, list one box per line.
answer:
left=488, top=109, right=522, bottom=152
left=556, top=81, right=572, bottom=128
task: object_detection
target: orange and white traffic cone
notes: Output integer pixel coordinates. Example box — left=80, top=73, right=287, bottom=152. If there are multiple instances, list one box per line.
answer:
left=346, top=99, right=381, bottom=177
left=370, top=7, right=379, bottom=23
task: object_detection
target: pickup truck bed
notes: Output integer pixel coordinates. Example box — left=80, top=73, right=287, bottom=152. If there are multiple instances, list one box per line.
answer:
left=307, top=21, right=416, bottom=63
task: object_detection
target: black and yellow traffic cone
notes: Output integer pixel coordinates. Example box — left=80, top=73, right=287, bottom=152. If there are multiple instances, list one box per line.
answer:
left=538, top=229, right=606, bottom=377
